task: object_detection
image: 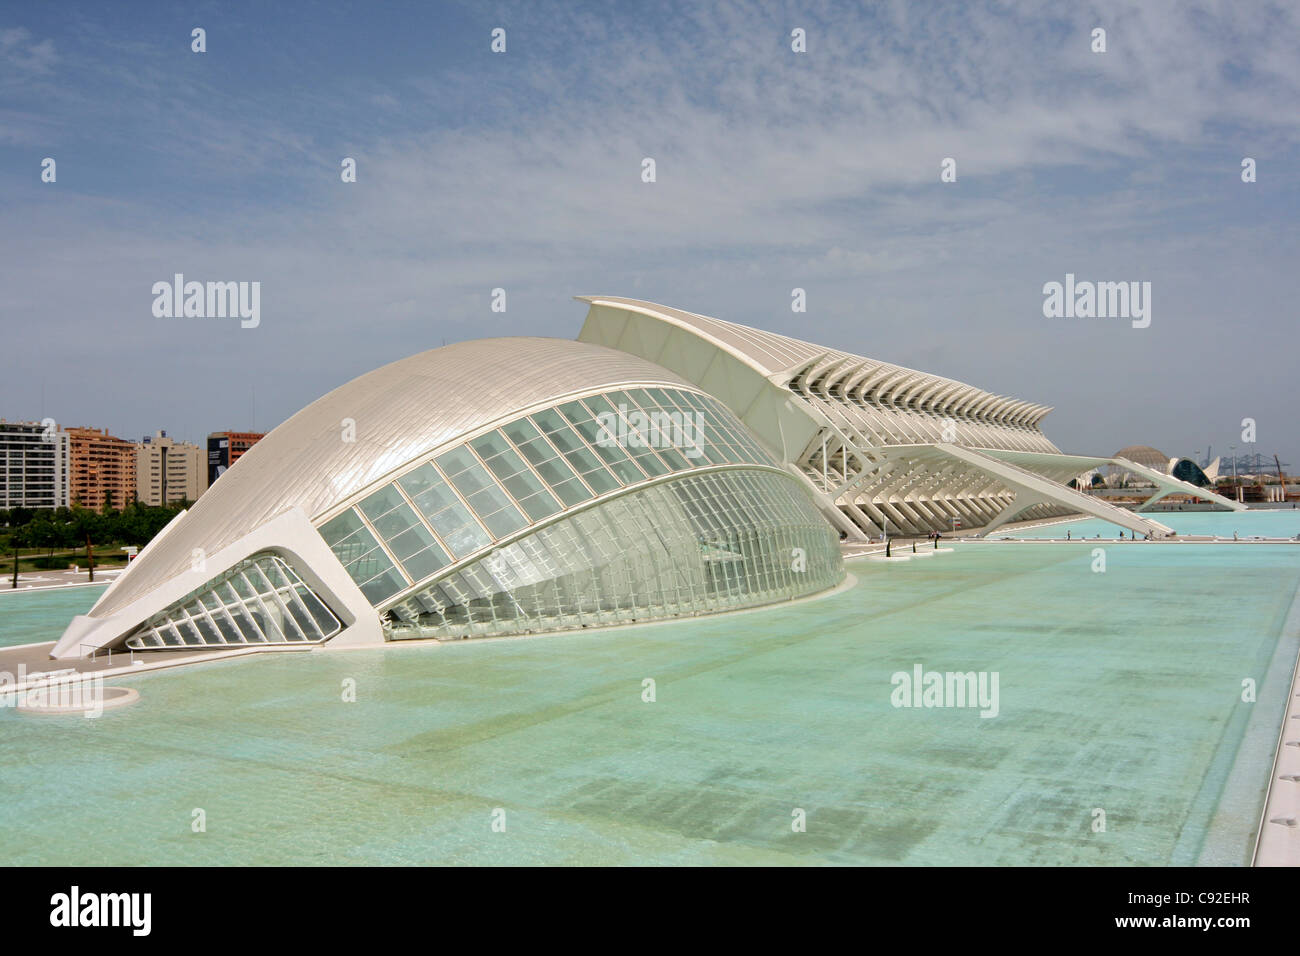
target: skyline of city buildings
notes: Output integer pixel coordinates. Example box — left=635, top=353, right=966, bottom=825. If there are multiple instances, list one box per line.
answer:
left=0, top=420, right=263, bottom=512
left=0, top=402, right=1288, bottom=520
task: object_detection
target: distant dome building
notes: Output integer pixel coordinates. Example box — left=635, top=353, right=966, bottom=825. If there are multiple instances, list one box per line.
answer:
left=1111, top=445, right=1171, bottom=473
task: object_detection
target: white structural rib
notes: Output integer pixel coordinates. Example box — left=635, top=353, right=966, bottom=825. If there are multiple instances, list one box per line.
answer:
left=576, top=296, right=1187, bottom=539
left=935, top=445, right=1175, bottom=538
left=1113, top=456, right=1247, bottom=512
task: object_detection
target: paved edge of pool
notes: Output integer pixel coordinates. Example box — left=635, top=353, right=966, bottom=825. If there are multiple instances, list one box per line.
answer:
left=1252, top=575, right=1300, bottom=866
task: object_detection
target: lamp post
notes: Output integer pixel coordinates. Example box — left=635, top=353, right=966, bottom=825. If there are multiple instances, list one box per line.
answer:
left=1230, top=444, right=1240, bottom=502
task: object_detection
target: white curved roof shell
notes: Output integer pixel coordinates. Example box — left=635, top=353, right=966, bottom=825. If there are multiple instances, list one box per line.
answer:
left=92, top=337, right=697, bottom=619
left=577, top=296, right=1054, bottom=428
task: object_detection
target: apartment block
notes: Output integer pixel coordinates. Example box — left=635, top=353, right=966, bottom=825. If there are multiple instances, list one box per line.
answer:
left=68, top=426, right=137, bottom=510
left=137, top=430, right=208, bottom=505
left=0, top=419, right=69, bottom=509
left=206, top=430, right=265, bottom=486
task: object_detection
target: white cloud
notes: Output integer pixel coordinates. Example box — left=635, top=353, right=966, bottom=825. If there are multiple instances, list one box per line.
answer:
left=0, top=26, right=57, bottom=77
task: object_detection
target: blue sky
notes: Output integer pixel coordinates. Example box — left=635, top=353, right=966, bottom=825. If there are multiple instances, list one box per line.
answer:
left=3, top=0, right=1298, bottom=466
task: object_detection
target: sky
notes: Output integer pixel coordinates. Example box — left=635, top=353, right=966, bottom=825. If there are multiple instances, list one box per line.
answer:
left=2, top=0, right=1297, bottom=466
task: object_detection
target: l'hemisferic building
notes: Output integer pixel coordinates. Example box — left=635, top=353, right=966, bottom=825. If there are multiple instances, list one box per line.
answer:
left=53, top=297, right=1233, bottom=659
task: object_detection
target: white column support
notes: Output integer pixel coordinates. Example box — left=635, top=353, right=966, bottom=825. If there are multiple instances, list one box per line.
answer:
left=1112, top=456, right=1246, bottom=512
left=934, top=445, right=1175, bottom=538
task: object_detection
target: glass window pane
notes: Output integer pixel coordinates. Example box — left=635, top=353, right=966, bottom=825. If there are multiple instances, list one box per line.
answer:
left=396, top=462, right=443, bottom=498
left=516, top=436, right=558, bottom=464
left=370, top=500, right=420, bottom=541
left=480, top=444, right=532, bottom=480
left=435, top=446, right=477, bottom=477
left=530, top=408, right=567, bottom=434
left=628, top=445, right=669, bottom=476
left=400, top=545, right=450, bottom=582
left=557, top=400, right=592, bottom=423
left=388, top=524, right=436, bottom=561
left=478, top=505, right=528, bottom=538
left=604, top=390, right=635, bottom=415
left=228, top=606, right=263, bottom=642
left=193, top=614, right=222, bottom=644
left=514, top=488, right=562, bottom=521
left=469, top=431, right=515, bottom=461
left=579, top=393, right=614, bottom=416
left=295, top=586, right=341, bottom=634
left=212, top=610, right=241, bottom=643
left=398, top=464, right=491, bottom=557
left=358, top=485, right=406, bottom=522
left=656, top=445, right=691, bottom=471
left=496, top=471, right=535, bottom=502
left=627, top=388, right=656, bottom=410
left=360, top=567, right=406, bottom=604
left=578, top=464, right=619, bottom=495
left=544, top=426, right=585, bottom=456
left=319, top=509, right=365, bottom=546
left=532, top=456, right=575, bottom=489
left=408, top=480, right=460, bottom=516
left=550, top=477, right=592, bottom=508
left=449, top=461, right=493, bottom=495
left=502, top=418, right=542, bottom=446
left=438, top=448, right=527, bottom=537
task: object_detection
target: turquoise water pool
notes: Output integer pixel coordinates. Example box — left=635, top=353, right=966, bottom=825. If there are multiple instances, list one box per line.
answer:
left=1, top=523, right=1296, bottom=865
left=0, top=585, right=104, bottom=648
left=1001, top=508, right=1300, bottom=539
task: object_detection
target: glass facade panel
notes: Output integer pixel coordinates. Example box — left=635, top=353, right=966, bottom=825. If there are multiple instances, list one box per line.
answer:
left=562, top=397, right=646, bottom=485
left=397, top=463, right=491, bottom=558
left=319, top=507, right=407, bottom=603
left=529, top=407, right=569, bottom=436
left=436, top=446, right=528, bottom=538
left=125, top=554, right=344, bottom=650
left=471, top=431, right=562, bottom=521
left=506, top=417, right=608, bottom=501
left=359, top=486, right=450, bottom=582
left=603, top=391, right=671, bottom=478
left=383, top=469, right=841, bottom=641
left=313, top=384, right=791, bottom=613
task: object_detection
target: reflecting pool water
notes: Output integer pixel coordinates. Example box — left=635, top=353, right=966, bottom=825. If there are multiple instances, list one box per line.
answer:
left=0, top=585, right=105, bottom=648
left=1, top=531, right=1295, bottom=866
left=1001, top=508, right=1300, bottom=540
